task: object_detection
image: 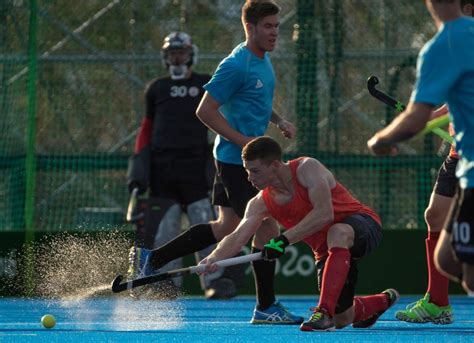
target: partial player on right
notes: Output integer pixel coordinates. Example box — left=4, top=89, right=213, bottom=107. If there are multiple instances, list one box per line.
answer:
left=395, top=0, right=473, bottom=325
left=367, top=0, right=474, bottom=301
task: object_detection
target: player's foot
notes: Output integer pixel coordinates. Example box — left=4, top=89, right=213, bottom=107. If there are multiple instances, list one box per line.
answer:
left=205, top=278, right=237, bottom=300
left=127, top=246, right=161, bottom=299
left=299, top=307, right=335, bottom=332
left=352, top=288, right=400, bottom=328
left=250, top=301, right=304, bottom=325
left=127, top=246, right=156, bottom=279
left=395, top=293, right=453, bottom=324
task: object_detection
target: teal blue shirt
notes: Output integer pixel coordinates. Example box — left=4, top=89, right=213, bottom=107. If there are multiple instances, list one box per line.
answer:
left=411, top=17, right=474, bottom=189
left=204, top=43, right=275, bottom=165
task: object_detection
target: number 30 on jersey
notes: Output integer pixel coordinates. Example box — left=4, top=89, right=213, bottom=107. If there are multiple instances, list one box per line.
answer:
left=170, top=85, right=199, bottom=98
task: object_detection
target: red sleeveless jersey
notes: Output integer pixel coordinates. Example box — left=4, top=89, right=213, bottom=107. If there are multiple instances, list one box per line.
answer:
left=262, top=157, right=381, bottom=260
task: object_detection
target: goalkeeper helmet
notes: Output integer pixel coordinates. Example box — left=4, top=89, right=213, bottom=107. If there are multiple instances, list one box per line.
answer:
left=161, top=31, right=198, bottom=80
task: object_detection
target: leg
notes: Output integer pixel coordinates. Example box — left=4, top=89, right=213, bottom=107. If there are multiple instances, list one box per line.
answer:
left=424, top=192, right=453, bottom=305
left=396, top=157, right=457, bottom=324
left=462, top=264, right=474, bottom=293
left=301, top=214, right=387, bottom=331
left=251, top=218, right=279, bottom=310
left=300, top=223, right=354, bottom=331
left=434, top=186, right=464, bottom=282
left=435, top=230, right=463, bottom=282
left=424, top=156, right=458, bottom=305
left=395, top=193, right=454, bottom=324
left=318, top=223, right=354, bottom=317
left=249, top=218, right=303, bottom=324
left=437, top=188, right=474, bottom=292
left=148, top=206, right=238, bottom=270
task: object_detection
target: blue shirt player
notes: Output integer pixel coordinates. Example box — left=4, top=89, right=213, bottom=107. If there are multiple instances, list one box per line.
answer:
left=367, top=0, right=474, bottom=294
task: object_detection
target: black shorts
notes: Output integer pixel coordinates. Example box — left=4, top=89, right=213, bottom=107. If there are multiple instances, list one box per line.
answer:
left=316, top=213, right=382, bottom=314
left=149, top=149, right=209, bottom=205
left=433, top=156, right=459, bottom=197
left=212, top=161, right=258, bottom=218
left=446, top=187, right=474, bottom=264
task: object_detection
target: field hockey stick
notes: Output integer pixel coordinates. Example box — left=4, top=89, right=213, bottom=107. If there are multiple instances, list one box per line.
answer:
left=126, top=187, right=143, bottom=223
left=367, top=76, right=453, bottom=144
left=111, top=252, right=262, bottom=293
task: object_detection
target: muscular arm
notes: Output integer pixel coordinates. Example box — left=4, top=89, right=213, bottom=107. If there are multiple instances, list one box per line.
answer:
left=367, top=102, right=433, bottom=155
left=203, top=194, right=268, bottom=262
left=196, top=92, right=252, bottom=148
left=283, top=159, right=335, bottom=244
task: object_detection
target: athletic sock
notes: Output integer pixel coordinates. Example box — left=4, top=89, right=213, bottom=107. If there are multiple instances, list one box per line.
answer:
left=318, top=247, right=351, bottom=317
left=426, top=231, right=449, bottom=306
left=251, top=247, right=276, bottom=311
left=149, top=223, right=217, bottom=269
left=353, top=293, right=390, bottom=322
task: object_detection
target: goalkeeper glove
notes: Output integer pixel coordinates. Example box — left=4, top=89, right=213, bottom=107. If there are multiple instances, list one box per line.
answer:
left=262, top=234, right=290, bottom=260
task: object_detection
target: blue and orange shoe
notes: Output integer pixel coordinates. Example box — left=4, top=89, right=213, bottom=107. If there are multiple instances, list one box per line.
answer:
left=251, top=301, right=304, bottom=325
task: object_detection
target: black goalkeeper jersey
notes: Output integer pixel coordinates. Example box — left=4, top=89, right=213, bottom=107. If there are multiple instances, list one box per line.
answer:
left=145, top=72, right=211, bottom=150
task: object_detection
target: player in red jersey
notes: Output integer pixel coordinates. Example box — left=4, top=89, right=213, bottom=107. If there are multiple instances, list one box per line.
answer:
left=199, top=136, right=399, bottom=332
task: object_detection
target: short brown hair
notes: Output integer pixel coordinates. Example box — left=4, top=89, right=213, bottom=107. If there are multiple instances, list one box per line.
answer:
left=242, top=136, right=282, bottom=165
left=241, top=0, right=281, bottom=25
left=461, top=0, right=473, bottom=7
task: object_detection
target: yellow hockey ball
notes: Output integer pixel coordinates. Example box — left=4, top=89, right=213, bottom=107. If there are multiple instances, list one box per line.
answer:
left=41, top=314, right=56, bottom=329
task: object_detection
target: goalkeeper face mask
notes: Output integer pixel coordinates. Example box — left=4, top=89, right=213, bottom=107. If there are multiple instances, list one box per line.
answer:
left=161, top=32, right=198, bottom=80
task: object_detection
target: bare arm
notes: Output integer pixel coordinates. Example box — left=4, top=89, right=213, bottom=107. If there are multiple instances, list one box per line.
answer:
left=367, top=102, right=433, bottom=156
left=270, top=110, right=296, bottom=139
left=199, top=194, right=269, bottom=272
left=282, top=158, right=335, bottom=244
left=196, top=92, right=252, bottom=148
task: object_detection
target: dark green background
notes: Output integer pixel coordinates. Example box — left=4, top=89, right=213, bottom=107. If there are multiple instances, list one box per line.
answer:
left=0, top=230, right=465, bottom=297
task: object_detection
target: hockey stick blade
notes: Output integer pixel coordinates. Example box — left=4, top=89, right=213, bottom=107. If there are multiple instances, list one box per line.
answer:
left=367, top=76, right=453, bottom=143
left=367, top=76, right=405, bottom=113
left=111, top=252, right=262, bottom=293
left=111, top=268, right=193, bottom=293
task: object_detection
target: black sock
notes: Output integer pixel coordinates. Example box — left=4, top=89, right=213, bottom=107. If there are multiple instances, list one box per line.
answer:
left=149, top=223, right=217, bottom=269
left=251, top=246, right=276, bottom=311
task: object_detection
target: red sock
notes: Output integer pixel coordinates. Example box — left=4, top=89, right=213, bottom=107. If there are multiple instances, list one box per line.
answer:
left=426, top=231, right=449, bottom=306
left=353, top=294, right=389, bottom=322
left=318, top=247, right=351, bottom=317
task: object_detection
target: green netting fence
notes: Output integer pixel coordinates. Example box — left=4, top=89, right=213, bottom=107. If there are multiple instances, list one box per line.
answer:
left=1, top=0, right=449, bottom=235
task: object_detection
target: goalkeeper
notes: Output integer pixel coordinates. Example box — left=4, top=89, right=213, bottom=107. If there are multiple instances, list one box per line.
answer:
left=127, top=31, right=241, bottom=299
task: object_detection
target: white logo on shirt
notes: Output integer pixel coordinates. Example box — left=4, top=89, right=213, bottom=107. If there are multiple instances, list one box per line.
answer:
left=255, top=79, right=263, bottom=89
left=170, top=85, right=200, bottom=97
left=188, top=86, right=199, bottom=97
